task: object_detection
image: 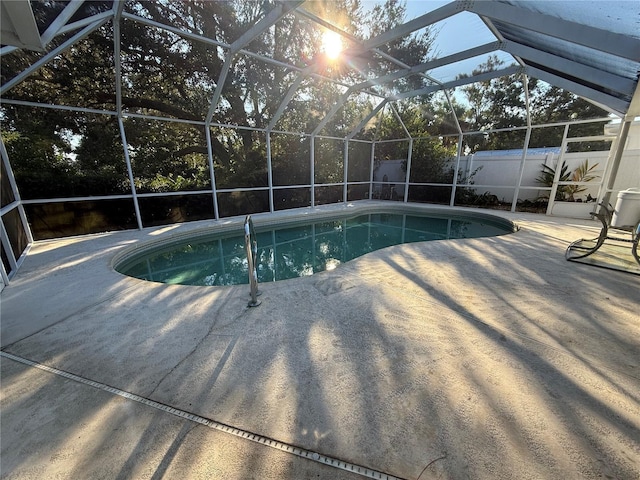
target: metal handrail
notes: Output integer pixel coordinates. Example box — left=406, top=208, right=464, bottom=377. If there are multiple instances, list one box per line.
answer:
left=244, top=215, right=261, bottom=307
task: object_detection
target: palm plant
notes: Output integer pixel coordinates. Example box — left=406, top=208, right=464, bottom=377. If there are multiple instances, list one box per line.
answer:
left=537, top=161, right=571, bottom=200
left=565, top=159, right=599, bottom=201
left=537, top=159, right=599, bottom=201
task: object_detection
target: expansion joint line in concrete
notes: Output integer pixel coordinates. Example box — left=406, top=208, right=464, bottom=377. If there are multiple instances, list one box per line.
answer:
left=0, top=351, right=404, bottom=480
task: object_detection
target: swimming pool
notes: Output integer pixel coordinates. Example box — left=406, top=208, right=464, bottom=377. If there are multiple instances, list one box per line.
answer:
left=114, top=205, right=516, bottom=286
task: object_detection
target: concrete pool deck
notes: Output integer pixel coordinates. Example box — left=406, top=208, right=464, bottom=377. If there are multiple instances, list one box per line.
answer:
left=1, top=202, right=639, bottom=479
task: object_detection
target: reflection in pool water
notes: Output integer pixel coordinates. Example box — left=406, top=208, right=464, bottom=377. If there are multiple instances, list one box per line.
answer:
left=116, top=212, right=514, bottom=286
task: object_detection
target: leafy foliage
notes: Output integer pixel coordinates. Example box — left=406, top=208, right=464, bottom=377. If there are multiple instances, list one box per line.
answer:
left=537, top=162, right=571, bottom=201
left=458, top=56, right=609, bottom=152
left=0, top=0, right=611, bottom=223
left=1, top=0, right=436, bottom=203
left=536, top=159, right=599, bottom=201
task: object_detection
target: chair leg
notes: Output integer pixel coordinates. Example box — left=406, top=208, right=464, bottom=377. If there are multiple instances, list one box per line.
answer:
left=565, top=210, right=608, bottom=260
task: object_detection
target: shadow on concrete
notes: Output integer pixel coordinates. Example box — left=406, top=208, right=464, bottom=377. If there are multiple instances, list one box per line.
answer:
left=2, top=217, right=639, bottom=479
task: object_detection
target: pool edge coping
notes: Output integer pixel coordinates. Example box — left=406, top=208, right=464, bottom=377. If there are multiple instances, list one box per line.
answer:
left=110, top=201, right=519, bottom=275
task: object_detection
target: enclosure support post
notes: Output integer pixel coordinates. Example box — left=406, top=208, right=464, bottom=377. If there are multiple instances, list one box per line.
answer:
left=369, top=104, right=387, bottom=200
left=0, top=136, right=32, bottom=244
left=118, top=118, right=143, bottom=230
left=343, top=140, right=349, bottom=204
left=113, top=6, right=123, bottom=113
left=546, top=124, right=570, bottom=215
left=450, top=134, right=464, bottom=206
left=369, top=142, right=376, bottom=200
left=310, top=136, right=315, bottom=207
left=404, top=138, right=413, bottom=202
left=512, top=126, right=532, bottom=212
left=266, top=132, right=274, bottom=213
left=0, top=260, right=9, bottom=287
left=0, top=221, right=17, bottom=273
left=114, top=17, right=142, bottom=230
left=512, top=74, right=532, bottom=212
left=205, top=127, right=220, bottom=220
left=599, top=120, right=631, bottom=211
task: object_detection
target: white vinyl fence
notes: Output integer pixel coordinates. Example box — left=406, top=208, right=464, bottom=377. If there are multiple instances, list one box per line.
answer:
left=376, top=147, right=639, bottom=218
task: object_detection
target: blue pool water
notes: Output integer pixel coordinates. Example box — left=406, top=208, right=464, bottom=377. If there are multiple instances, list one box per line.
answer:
left=116, top=212, right=514, bottom=286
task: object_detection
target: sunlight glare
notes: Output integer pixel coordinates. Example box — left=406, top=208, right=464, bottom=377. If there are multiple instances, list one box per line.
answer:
left=321, top=30, right=343, bottom=60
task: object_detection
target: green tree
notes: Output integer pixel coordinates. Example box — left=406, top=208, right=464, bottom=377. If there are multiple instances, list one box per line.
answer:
left=1, top=0, right=437, bottom=208
left=529, top=85, right=608, bottom=151
left=457, top=56, right=609, bottom=152
left=457, top=56, right=527, bottom=152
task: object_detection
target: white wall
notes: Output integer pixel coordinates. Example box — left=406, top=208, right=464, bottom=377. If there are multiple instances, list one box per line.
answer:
left=371, top=122, right=639, bottom=206
left=373, top=159, right=405, bottom=183
left=455, top=154, right=555, bottom=202
left=438, top=148, right=638, bottom=204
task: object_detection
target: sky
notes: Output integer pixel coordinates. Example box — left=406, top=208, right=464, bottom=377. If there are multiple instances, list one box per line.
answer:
left=362, top=0, right=516, bottom=83
left=404, top=0, right=469, bottom=54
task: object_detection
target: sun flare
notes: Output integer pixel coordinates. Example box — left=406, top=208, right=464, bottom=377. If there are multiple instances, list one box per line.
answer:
left=321, top=30, right=343, bottom=60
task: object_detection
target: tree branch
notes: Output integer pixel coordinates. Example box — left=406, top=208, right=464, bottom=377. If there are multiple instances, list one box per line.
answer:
left=94, top=93, right=201, bottom=121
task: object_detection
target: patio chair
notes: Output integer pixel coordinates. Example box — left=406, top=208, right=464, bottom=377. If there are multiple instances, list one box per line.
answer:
left=565, top=203, right=640, bottom=266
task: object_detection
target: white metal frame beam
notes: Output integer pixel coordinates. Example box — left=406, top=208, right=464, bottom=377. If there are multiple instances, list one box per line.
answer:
left=502, top=40, right=636, bottom=98
left=299, top=0, right=638, bottom=122
left=467, top=1, right=640, bottom=62
left=230, top=1, right=303, bottom=55
left=388, top=102, right=411, bottom=140
left=121, top=12, right=230, bottom=49
left=267, top=64, right=322, bottom=132
left=311, top=42, right=502, bottom=132
left=359, top=1, right=462, bottom=52
left=0, top=18, right=109, bottom=95
left=113, top=1, right=143, bottom=230
left=625, top=76, right=640, bottom=120
left=1, top=10, right=120, bottom=58
left=205, top=1, right=304, bottom=124
left=347, top=41, right=500, bottom=94
left=347, top=100, right=388, bottom=140
left=40, top=0, right=86, bottom=46
left=311, top=88, right=355, bottom=137
left=478, top=14, right=525, bottom=66
left=524, top=66, right=630, bottom=116
left=0, top=0, right=43, bottom=51
left=393, top=66, right=521, bottom=101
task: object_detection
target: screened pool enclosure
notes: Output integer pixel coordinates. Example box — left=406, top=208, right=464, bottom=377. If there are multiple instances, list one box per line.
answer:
left=1, top=0, right=639, bottom=284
